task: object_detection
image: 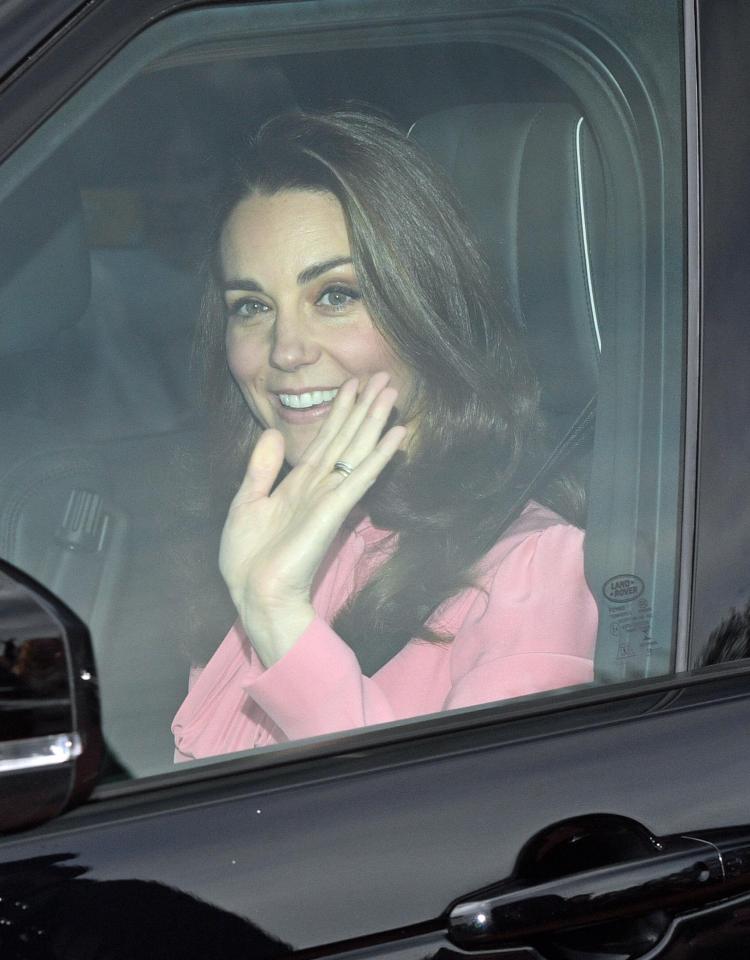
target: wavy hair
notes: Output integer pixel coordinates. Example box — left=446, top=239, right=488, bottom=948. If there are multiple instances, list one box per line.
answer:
left=196, top=108, right=581, bottom=673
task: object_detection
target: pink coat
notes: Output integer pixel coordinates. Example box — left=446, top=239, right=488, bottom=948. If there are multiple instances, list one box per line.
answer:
left=172, top=502, right=598, bottom=761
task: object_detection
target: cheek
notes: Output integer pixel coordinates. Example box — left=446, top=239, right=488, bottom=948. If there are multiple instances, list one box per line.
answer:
left=345, top=329, right=415, bottom=403
left=226, top=329, right=265, bottom=390
left=341, top=326, right=402, bottom=377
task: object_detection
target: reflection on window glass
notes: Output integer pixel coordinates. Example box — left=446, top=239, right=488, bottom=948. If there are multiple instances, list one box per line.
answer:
left=0, top=0, right=685, bottom=779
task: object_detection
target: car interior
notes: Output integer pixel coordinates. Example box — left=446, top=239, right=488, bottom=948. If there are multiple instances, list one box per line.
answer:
left=0, top=6, right=684, bottom=778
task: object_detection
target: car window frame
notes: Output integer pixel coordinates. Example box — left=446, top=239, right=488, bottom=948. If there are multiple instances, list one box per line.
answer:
left=0, top=0, right=725, bottom=803
left=688, top=0, right=750, bottom=667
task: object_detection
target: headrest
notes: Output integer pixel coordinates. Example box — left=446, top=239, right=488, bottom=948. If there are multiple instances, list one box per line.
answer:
left=411, top=103, right=604, bottom=427
left=0, top=153, right=90, bottom=354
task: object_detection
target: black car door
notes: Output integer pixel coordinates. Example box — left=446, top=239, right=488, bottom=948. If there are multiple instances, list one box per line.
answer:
left=2, top=1, right=750, bottom=959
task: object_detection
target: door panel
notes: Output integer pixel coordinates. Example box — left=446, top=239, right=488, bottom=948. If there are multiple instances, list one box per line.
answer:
left=3, top=678, right=750, bottom=956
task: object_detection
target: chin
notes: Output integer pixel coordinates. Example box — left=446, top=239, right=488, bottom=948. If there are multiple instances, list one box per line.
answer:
left=281, top=435, right=313, bottom=467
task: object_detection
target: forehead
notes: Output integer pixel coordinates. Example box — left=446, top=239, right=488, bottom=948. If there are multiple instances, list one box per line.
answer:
left=220, top=189, right=351, bottom=277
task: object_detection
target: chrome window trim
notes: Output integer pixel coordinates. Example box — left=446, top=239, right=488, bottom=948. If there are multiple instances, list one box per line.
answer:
left=574, top=114, right=602, bottom=355
left=675, top=0, right=701, bottom=673
left=0, top=732, right=82, bottom=773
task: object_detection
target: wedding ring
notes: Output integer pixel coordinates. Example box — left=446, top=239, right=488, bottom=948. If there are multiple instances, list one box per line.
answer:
left=333, top=460, right=354, bottom=478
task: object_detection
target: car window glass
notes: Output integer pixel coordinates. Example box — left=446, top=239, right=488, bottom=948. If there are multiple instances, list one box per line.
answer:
left=0, top=0, right=686, bottom=782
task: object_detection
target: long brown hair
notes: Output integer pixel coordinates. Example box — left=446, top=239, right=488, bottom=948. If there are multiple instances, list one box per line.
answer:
left=197, top=108, right=579, bottom=673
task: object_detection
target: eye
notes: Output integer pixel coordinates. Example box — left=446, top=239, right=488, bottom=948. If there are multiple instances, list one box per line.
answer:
left=228, top=297, right=271, bottom=322
left=316, top=284, right=361, bottom=312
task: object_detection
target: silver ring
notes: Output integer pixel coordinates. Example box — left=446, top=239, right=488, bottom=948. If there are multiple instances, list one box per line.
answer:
left=333, top=460, right=354, bottom=478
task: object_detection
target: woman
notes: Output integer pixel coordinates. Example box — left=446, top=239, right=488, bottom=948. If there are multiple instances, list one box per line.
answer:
left=172, top=109, right=597, bottom=760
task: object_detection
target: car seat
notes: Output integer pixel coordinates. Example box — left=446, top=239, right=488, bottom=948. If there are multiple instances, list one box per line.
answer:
left=412, top=99, right=680, bottom=686
left=411, top=103, right=603, bottom=442
left=411, top=102, right=658, bottom=687
left=0, top=152, right=207, bottom=776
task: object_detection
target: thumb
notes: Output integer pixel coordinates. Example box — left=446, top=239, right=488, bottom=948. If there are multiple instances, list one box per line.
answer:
left=236, top=429, right=285, bottom=502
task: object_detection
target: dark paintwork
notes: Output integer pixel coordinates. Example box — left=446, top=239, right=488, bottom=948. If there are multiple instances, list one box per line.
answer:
left=690, top=0, right=750, bottom=658
left=0, top=0, right=87, bottom=85
left=4, top=674, right=750, bottom=955
left=0, top=561, right=102, bottom=833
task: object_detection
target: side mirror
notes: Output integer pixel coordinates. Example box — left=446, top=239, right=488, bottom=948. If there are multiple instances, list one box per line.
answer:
left=0, top=559, right=103, bottom=834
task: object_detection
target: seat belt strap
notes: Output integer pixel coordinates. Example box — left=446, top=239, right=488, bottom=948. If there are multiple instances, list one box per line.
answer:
left=498, top=394, right=598, bottom=532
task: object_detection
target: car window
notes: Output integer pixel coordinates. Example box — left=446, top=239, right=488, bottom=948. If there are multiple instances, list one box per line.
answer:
left=0, top=0, right=686, bottom=781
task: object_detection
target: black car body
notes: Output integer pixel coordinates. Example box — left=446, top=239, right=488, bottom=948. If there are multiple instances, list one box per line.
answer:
left=2, top=0, right=750, bottom=958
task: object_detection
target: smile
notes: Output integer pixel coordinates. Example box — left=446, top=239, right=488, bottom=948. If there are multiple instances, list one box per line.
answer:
left=277, top=389, right=339, bottom=409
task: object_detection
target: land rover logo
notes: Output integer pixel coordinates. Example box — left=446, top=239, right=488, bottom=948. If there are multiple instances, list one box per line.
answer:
left=603, top=575, right=645, bottom=603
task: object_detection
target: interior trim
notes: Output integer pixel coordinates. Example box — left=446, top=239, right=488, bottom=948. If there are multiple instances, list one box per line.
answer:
left=575, top=115, right=602, bottom=354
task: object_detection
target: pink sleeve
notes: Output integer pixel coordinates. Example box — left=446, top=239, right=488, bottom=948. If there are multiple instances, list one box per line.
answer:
left=243, top=619, right=396, bottom=741
left=244, top=521, right=596, bottom=740
left=173, top=665, right=206, bottom=762
left=443, top=523, right=597, bottom=710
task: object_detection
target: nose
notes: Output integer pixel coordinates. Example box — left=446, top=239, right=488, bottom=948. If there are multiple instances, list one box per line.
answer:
left=268, top=307, right=322, bottom=372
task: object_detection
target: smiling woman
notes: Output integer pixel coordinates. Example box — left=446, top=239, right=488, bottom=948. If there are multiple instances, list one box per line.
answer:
left=171, top=109, right=597, bottom=760
left=0, top=0, right=714, bottom=947
left=221, top=189, right=416, bottom=467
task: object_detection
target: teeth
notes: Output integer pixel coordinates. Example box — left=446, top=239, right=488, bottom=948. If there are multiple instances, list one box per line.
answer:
left=278, top=388, right=338, bottom=409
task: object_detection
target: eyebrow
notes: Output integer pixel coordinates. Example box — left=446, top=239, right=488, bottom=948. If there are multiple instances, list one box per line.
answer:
left=297, top=257, right=352, bottom=286
left=223, top=257, right=353, bottom=293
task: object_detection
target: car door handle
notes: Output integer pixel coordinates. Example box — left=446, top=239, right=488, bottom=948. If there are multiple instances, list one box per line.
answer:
left=448, top=827, right=750, bottom=948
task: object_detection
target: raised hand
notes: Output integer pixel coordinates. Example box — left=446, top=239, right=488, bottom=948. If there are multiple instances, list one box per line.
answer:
left=219, top=372, right=407, bottom=667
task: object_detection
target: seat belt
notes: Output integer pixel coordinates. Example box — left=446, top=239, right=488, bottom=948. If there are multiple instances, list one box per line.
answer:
left=497, top=394, right=598, bottom=533
left=360, top=395, right=598, bottom=675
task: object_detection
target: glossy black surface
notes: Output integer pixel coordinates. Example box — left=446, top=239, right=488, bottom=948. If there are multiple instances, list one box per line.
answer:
left=0, top=560, right=102, bottom=834
left=0, top=674, right=750, bottom=956
left=448, top=830, right=747, bottom=947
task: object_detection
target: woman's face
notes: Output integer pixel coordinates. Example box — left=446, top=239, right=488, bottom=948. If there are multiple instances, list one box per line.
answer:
left=221, top=189, right=416, bottom=466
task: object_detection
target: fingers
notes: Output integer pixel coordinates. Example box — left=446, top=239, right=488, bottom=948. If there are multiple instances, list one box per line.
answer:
left=299, top=377, right=360, bottom=462
left=329, top=372, right=395, bottom=462
left=328, top=424, right=407, bottom=505
left=301, top=371, right=397, bottom=472
left=236, top=429, right=285, bottom=502
left=331, top=384, right=399, bottom=471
